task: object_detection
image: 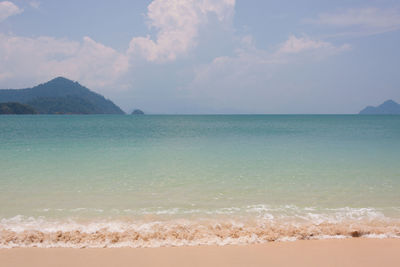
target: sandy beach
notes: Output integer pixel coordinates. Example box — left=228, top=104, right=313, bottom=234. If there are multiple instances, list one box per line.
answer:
left=1, top=238, right=399, bottom=267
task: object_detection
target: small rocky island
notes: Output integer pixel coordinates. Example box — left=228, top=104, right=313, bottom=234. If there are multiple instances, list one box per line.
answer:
left=131, top=109, right=144, bottom=115
left=359, top=100, right=400, bottom=115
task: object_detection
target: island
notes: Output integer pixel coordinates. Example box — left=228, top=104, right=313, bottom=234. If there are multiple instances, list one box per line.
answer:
left=359, top=99, right=400, bottom=115
left=0, top=77, right=125, bottom=115
left=131, top=109, right=145, bottom=115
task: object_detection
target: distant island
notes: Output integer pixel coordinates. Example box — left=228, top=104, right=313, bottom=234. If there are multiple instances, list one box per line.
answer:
left=131, top=109, right=144, bottom=115
left=0, top=77, right=124, bottom=115
left=359, top=100, right=400, bottom=115
left=0, top=102, right=38, bottom=115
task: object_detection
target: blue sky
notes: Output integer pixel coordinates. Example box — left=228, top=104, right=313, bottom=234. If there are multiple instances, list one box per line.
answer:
left=0, top=0, right=399, bottom=113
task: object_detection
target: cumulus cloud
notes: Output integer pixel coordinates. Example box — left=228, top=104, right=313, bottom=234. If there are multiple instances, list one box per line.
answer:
left=0, top=1, right=22, bottom=22
left=128, top=0, right=235, bottom=62
left=0, top=34, right=129, bottom=89
left=309, top=7, right=400, bottom=35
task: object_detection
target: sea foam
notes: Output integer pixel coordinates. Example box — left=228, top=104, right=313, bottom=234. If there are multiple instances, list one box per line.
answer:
left=1, top=206, right=399, bottom=248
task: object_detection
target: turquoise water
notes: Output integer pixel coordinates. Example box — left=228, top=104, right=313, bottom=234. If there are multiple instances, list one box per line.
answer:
left=1, top=115, right=399, bottom=247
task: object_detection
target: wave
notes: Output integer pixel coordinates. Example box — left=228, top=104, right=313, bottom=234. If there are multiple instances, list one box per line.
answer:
left=33, top=205, right=400, bottom=220
left=1, top=206, right=400, bottom=248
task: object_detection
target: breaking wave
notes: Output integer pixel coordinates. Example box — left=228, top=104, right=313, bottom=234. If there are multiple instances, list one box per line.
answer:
left=1, top=206, right=400, bottom=248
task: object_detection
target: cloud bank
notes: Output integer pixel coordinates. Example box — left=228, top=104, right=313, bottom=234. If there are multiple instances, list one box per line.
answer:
left=0, top=0, right=236, bottom=90
left=1, top=0, right=380, bottom=113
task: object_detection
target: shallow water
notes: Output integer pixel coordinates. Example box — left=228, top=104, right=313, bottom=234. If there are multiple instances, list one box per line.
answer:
left=1, top=115, right=399, bottom=247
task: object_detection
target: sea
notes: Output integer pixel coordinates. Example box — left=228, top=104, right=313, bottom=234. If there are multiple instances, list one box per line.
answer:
left=0, top=115, right=399, bottom=248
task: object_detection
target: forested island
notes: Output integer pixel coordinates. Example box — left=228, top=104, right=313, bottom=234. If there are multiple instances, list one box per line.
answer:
left=0, top=77, right=124, bottom=114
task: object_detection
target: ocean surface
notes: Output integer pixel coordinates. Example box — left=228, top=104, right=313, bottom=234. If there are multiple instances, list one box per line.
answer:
left=0, top=115, right=399, bottom=248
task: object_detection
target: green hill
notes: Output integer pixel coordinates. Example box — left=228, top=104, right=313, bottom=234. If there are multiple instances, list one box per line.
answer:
left=0, top=102, right=38, bottom=114
left=0, top=77, right=124, bottom=114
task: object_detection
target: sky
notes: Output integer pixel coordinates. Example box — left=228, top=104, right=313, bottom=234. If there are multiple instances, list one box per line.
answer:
left=0, top=0, right=399, bottom=114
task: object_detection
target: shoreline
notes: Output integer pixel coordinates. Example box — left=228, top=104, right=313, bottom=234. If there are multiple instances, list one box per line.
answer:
left=2, top=215, right=399, bottom=248
left=1, top=238, right=400, bottom=267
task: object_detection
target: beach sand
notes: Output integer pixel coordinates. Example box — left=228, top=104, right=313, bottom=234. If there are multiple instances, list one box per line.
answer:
left=1, top=238, right=399, bottom=267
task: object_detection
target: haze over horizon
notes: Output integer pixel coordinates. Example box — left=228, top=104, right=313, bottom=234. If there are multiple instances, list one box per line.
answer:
left=1, top=0, right=399, bottom=114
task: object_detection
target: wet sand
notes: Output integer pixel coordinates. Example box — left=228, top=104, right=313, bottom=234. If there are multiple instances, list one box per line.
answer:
left=1, top=238, right=400, bottom=267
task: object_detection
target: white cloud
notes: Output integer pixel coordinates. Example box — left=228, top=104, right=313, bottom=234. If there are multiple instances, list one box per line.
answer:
left=0, top=34, right=129, bottom=89
left=185, top=35, right=350, bottom=113
left=310, top=7, right=400, bottom=35
left=0, top=1, right=22, bottom=22
left=128, top=0, right=235, bottom=63
left=277, top=35, right=350, bottom=55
